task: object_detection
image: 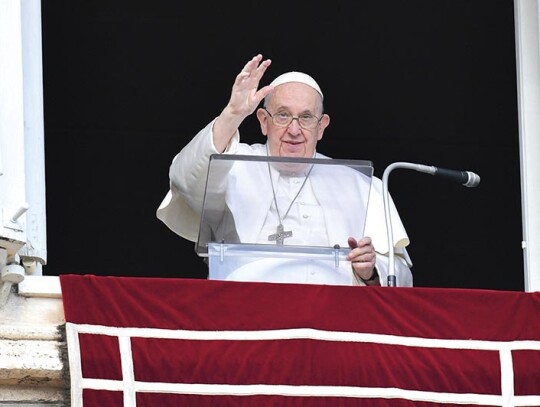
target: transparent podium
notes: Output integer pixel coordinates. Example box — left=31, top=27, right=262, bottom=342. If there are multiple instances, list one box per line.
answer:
left=196, top=154, right=373, bottom=285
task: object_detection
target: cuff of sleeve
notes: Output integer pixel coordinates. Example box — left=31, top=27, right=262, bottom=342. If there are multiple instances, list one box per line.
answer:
left=352, top=267, right=379, bottom=286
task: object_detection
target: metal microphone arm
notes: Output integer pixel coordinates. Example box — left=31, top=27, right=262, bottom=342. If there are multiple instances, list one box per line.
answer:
left=382, top=161, right=480, bottom=287
left=382, top=163, right=409, bottom=287
left=382, top=162, right=437, bottom=287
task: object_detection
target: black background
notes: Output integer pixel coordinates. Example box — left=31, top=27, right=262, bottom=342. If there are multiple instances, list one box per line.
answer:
left=41, top=1, right=523, bottom=290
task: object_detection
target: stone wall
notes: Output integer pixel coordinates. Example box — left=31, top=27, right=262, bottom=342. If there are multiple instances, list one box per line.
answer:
left=0, top=276, right=68, bottom=406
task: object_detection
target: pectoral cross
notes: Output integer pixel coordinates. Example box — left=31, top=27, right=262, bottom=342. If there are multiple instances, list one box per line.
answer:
left=268, top=224, right=293, bottom=245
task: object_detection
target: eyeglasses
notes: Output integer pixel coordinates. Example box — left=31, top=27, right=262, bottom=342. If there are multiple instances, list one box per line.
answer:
left=263, top=108, right=322, bottom=130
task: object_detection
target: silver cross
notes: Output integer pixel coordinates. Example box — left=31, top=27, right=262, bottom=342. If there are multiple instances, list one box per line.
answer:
left=268, top=224, right=293, bottom=245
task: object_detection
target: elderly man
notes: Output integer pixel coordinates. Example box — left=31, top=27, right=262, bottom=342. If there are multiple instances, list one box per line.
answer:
left=157, top=54, right=413, bottom=287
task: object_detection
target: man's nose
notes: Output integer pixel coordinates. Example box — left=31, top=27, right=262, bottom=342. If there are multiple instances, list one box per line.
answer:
left=287, top=118, right=303, bottom=133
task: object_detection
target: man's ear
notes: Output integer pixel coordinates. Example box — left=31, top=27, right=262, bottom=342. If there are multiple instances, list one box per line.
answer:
left=256, top=108, right=268, bottom=136
left=317, top=113, right=330, bottom=141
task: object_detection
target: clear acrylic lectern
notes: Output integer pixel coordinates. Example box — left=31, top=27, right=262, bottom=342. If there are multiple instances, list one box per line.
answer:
left=196, top=154, right=373, bottom=285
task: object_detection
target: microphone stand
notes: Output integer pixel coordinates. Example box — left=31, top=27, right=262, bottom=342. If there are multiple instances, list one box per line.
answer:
left=382, top=162, right=480, bottom=287
left=382, top=162, right=422, bottom=287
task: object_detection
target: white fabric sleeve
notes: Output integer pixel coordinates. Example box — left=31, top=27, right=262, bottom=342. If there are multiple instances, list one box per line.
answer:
left=373, top=247, right=413, bottom=287
left=156, top=119, right=240, bottom=241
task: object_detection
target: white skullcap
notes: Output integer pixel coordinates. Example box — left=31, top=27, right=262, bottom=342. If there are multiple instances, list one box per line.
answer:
left=269, top=71, right=323, bottom=100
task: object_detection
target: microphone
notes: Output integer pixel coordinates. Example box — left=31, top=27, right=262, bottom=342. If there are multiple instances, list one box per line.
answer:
left=381, top=162, right=481, bottom=287
left=418, top=165, right=481, bottom=187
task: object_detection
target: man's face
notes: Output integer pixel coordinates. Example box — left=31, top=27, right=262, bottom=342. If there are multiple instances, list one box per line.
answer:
left=257, top=82, right=330, bottom=158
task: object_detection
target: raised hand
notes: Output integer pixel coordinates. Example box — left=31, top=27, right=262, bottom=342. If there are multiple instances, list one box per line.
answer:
left=227, top=54, right=273, bottom=119
left=213, top=54, right=273, bottom=152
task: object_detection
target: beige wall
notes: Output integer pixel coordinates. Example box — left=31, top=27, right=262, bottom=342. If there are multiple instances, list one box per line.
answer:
left=0, top=276, right=67, bottom=405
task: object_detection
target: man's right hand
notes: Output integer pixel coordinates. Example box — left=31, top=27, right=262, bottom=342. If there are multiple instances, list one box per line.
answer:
left=213, top=54, right=273, bottom=152
left=227, top=54, right=273, bottom=119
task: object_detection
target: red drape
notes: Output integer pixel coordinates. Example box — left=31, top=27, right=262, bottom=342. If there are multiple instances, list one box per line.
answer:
left=60, top=275, right=540, bottom=406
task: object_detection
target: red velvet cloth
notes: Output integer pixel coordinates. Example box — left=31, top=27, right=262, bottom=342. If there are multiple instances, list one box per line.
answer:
left=60, top=275, right=540, bottom=406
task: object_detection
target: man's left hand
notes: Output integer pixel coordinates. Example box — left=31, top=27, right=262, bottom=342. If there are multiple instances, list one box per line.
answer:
left=347, top=236, right=378, bottom=284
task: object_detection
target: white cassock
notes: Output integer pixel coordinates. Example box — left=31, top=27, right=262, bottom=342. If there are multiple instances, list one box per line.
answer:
left=157, top=119, right=413, bottom=287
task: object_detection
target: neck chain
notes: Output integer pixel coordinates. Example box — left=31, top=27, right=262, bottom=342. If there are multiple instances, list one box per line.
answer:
left=266, top=161, right=314, bottom=245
